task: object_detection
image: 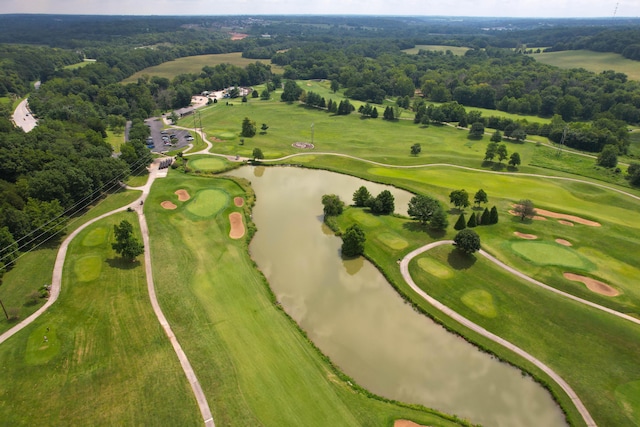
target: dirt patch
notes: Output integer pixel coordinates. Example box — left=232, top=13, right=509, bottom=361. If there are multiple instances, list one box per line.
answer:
left=508, top=210, right=547, bottom=221
left=175, top=189, right=190, bottom=201
left=233, top=197, right=244, bottom=207
left=558, top=220, right=574, bottom=226
left=556, top=239, right=572, bottom=246
left=535, top=207, right=601, bottom=227
left=229, top=212, right=245, bottom=239
left=514, top=231, right=537, bottom=239
left=161, top=201, right=177, bottom=210
left=292, top=142, right=314, bottom=149
left=564, top=273, right=619, bottom=296
left=229, top=32, right=248, bottom=40
left=394, top=421, right=431, bottom=427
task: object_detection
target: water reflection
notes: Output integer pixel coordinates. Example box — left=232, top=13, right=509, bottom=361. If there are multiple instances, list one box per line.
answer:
left=227, top=165, right=567, bottom=427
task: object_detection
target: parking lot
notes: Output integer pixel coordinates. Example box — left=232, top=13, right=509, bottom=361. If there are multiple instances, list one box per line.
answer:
left=144, top=118, right=193, bottom=153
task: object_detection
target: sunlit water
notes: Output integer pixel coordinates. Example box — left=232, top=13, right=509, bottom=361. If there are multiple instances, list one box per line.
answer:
left=228, top=165, right=567, bottom=427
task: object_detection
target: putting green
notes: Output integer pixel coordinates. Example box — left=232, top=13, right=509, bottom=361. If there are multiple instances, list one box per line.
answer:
left=186, top=189, right=229, bottom=218
left=376, top=232, right=408, bottom=250
left=351, top=210, right=381, bottom=227
left=82, top=226, right=108, bottom=247
left=417, top=257, right=453, bottom=279
left=510, top=241, right=594, bottom=270
left=74, top=255, right=102, bottom=282
left=615, top=380, right=640, bottom=425
left=461, top=290, right=498, bottom=318
left=189, top=158, right=226, bottom=172
left=25, top=325, right=61, bottom=365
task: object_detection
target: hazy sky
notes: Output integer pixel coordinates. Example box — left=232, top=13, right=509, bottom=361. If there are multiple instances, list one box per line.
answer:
left=1, top=0, right=638, bottom=18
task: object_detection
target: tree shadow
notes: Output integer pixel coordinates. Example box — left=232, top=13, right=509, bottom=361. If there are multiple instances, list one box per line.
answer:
left=481, top=160, right=494, bottom=168
left=402, top=221, right=446, bottom=239
left=506, top=165, right=519, bottom=172
left=491, top=163, right=507, bottom=171
left=447, top=248, right=477, bottom=270
left=106, top=258, right=141, bottom=270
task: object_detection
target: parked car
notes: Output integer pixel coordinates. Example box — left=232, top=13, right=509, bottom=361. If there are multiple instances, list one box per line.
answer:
left=186, top=136, right=194, bottom=141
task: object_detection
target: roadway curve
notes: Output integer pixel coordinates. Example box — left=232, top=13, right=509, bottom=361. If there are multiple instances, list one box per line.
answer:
left=12, top=98, right=38, bottom=132
left=0, top=160, right=215, bottom=427
left=400, top=241, right=597, bottom=427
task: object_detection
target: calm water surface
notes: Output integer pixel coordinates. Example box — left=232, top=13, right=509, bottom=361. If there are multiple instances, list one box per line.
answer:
left=228, top=165, right=567, bottom=427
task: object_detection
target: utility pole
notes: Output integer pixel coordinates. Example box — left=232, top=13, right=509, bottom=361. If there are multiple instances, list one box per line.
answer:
left=0, top=298, right=8, bottom=320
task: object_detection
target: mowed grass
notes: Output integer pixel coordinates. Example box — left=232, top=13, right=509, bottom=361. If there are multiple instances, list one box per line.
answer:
left=122, top=53, right=284, bottom=83
left=402, top=45, right=470, bottom=56
left=408, top=244, right=640, bottom=427
left=144, top=173, right=466, bottom=427
left=0, top=211, right=201, bottom=426
left=105, top=129, right=124, bottom=153
left=533, top=50, right=640, bottom=81
left=336, top=205, right=640, bottom=426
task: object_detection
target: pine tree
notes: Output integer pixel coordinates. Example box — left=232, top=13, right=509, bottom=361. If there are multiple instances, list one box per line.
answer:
left=489, top=206, right=499, bottom=224
left=454, top=213, right=466, bottom=230
left=467, top=212, right=477, bottom=228
left=481, top=207, right=490, bottom=225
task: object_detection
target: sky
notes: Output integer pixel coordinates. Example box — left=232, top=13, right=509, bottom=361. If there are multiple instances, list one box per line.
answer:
left=1, top=0, right=638, bottom=18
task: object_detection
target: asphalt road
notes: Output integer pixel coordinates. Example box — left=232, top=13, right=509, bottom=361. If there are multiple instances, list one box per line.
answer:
left=12, top=99, right=37, bottom=132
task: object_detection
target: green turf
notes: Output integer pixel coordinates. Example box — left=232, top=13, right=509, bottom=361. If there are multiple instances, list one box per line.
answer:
left=188, top=157, right=228, bottom=172
left=105, top=129, right=124, bottom=153
left=417, top=257, right=454, bottom=279
left=509, top=241, right=595, bottom=270
left=533, top=50, right=640, bottom=81
left=0, top=212, right=202, bottom=426
left=122, top=53, right=284, bottom=84
left=144, top=173, right=466, bottom=427
left=185, top=188, right=229, bottom=218
left=460, top=289, right=497, bottom=318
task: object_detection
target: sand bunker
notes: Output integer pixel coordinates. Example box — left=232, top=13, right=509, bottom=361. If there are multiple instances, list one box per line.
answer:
left=558, top=220, right=574, bottom=226
left=556, top=239, right=572, bottom=246
left=233, top=197, right=244, bottom=207
left=514, top=231, right=537, bottom=239
left=161, top=201, right=177, bottom=210
left=292, top=142, right=314, bottom=149
left=394, top=421, right=430, bottom=427
left=564, top=273, right=619, bottom=296
left=535, top=208, right=601, bottom=227
left=175, top=189, right=190, bottom=201
left=508, top=209, right=546, bottom=221
left=229, top=212, right=245, bottom=239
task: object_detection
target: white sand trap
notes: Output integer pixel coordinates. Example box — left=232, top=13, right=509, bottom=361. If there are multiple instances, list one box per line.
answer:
left=514, top=231, right=537, bottom=239
left=564, top=273, right=619, bottom=296
left=175, top=189, right=190, bottom=201
left=161, top=201, right=177, bottom=210
left=555, top=239, right=572, bottom=246
left=229, top=212, right=245, bottom=239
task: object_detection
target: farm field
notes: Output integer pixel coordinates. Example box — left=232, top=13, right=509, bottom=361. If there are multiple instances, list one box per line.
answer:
left=532, top=49, right=640, bottom=81
left=122, top=52, right=284, bottom=83
left=402, top=45, right=470, bottom=55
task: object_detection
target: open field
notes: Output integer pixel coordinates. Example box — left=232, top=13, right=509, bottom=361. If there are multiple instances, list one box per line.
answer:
left=144, top=173, right=467, bottom=426
left=105, top=129, right=124, bottom=153
left=63, top=59, right=97, bottom=70
left=532, top=50, right=640, bottom=81
left=402, top=45, right=470, bottom=56
left=122, top=52, right=284, bottom=83
left=0, top=211, right=201, bottom=426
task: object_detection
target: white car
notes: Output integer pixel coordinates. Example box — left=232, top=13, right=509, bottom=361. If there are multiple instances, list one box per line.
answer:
left=186, top=136, right=194, bottom=141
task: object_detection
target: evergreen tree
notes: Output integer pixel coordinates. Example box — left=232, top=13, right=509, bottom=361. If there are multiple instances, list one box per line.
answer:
left=370, top=107, right=379, bottom=118
left=241, top=117, right=256, bottom=137
left=467, top=212, right=477, bottom=227
left=454, top=213, right=466, bottom=230
left=353, top=186, right=372, bottom=207
left=489, top=206, right=499, bottom=224
left=372, top=190, right=395, bottom=215
left=430, top=207, right=449, bottom=231
left=481, top=207, right=491, bottom=225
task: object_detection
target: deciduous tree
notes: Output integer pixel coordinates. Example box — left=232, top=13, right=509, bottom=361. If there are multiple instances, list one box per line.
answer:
left=514, top=199, right=536, bottom=221
left=241, top=117, right=256, bottom=137
left=352, top=186, right=372, bottom=207
left=474, top=189, right=488, bottom=207
left=449, top=189, right=470, bottom=211
left=341, top=224, right=365, bottom=258
left=454, top=229, right=481, bottom=254
left=411, top=143, right=421, bottom=156
left=509, top=152, right=521, bottom=168
left=321, top=194, right=344, bottom=217
left=407, top=195, right=441, bottom=225
left=112, top=220, right=144, bottom=261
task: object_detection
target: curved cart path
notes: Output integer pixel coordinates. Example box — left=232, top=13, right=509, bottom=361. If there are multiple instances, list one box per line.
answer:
left=0, top=159, right=215, bottom=427
left=400, top=240, right=597, bottom=427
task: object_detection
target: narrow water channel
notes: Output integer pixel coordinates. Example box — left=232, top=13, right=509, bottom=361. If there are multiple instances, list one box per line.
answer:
left=228, top=165, right=567, bottom=427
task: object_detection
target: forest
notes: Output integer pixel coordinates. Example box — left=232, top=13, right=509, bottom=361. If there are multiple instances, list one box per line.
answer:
left=1, top=14, right=640, bottom=280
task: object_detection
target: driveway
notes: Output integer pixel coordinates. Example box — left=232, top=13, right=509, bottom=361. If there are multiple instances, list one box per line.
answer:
left=12, top=99, right=37, bottom=132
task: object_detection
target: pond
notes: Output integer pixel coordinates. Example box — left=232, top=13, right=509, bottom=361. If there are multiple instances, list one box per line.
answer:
left=228, top=165, right=567, bottom=427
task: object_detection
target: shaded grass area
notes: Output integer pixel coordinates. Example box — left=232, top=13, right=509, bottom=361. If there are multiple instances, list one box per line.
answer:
left=0, top=212, right=201, bottom=426
left=533, top=50, right=640, bottom=81
left=122, top=53, right=284, bottom=83
left=145, top=173, right=468, bottom=427
left=402, top=45, right=470, bottom=56
left=105, top=129, right=124, bottom=153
